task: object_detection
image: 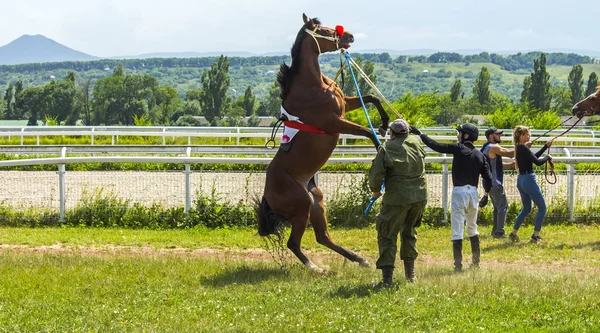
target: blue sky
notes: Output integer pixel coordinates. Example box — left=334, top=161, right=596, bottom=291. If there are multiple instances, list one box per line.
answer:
left=0, top=0, right=595, bottom=57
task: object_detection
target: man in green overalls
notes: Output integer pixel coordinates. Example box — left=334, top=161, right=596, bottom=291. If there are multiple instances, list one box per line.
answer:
left=369, top=118, right=428, bottom=287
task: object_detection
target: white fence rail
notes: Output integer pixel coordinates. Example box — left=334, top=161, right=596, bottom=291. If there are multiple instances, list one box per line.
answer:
left=0, top=151, right=596, bottom=222
left=1, top=144, right=600, bottom=156
left=1, top=126, right=599, bottom=146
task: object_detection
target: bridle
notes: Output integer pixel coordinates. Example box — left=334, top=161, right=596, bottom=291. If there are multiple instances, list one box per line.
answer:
left=304, top=25, right=341, bottom=54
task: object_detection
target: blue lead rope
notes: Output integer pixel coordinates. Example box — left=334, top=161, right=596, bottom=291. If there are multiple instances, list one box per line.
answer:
left=342, top=52, right=384, bottom=215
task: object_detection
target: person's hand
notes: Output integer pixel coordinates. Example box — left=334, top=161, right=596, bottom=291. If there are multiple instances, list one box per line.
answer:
left=409, top=126, right=422, bottom=136
left=372, top=191, right=382, bottom=199
left=479, top=195, right=489, bottom=208
left=525, top=142, right=532, bottom=148
left=546, top=138, right=555, bottom=148
left=547, top=154, right=553, bottom=161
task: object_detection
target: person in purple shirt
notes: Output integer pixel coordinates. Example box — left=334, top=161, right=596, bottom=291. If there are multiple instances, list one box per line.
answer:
left=509, top=126, right=554, bottom=243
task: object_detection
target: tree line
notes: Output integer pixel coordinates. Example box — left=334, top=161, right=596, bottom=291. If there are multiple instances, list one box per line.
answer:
left=0, top=53, right=598, bottom=129
left=0, top=51, right=592, bottom=74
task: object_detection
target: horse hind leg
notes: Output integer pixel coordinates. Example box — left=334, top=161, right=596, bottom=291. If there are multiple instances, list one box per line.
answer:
left=263, top=183, right=323, bottom=272
left=309, top=186, right=370, bottom=267
left=287, top=214, right=324, bottom=273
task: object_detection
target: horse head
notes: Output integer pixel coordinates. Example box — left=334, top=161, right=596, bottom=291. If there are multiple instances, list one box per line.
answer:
left=572, top=86, right=600, bottom=118
left=301, top=13, right=354, bottom=53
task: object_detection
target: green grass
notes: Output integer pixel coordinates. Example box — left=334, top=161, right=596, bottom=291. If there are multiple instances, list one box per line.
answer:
left=1, top=225, right=599, bottom=332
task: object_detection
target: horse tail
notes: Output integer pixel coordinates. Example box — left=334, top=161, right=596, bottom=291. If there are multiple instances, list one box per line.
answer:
left=255, top=195, right=286, bottom=236
left=276, top=63, right=292, bottom=100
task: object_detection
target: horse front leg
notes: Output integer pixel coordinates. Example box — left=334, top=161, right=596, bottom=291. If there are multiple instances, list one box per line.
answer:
left=310, top=115, right=380, bottom=149
left=344, top=94, right=390, bottom=136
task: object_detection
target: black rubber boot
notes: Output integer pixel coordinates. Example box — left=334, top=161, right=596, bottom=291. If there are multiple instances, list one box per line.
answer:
left=403, top=260, right=415, bottom=283
left=375, top=266, right=394, bottom=289
left=452, top=240, right=463, bottom=273
left=470, top=235, right=480, bottom=268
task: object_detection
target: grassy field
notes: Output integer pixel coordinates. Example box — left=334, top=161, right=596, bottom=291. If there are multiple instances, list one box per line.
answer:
left=1, top=225, right=600, bottom=332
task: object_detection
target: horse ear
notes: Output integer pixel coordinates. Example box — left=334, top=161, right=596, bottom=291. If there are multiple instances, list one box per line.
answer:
left=302, top=13, right=309, bottom=24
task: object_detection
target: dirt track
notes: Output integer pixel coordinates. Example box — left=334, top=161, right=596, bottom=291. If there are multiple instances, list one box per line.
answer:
left=0, top=243, right=596, bottom=273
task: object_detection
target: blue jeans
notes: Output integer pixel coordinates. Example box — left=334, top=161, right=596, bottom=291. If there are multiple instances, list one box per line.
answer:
left=513, top=173, right=546, bottom=232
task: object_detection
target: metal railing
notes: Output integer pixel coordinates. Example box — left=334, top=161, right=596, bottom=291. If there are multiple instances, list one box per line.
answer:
left=0, top=144, right=599, bottom=156
left=0, top=126, right=598, bottom=146
left=0, top=150, right=596, bottom=222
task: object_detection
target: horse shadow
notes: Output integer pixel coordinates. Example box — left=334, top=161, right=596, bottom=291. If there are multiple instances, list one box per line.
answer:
left=483, top=241, right=528, bottom=252
left=200, top=266, right=289, bottom=288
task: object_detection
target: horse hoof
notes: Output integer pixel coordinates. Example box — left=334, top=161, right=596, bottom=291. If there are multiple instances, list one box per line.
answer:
left=378, top=126, right=387, bottom=137
left=358, top=259, right=370, bottom=268
left=306, top=262, right=324, bottom=273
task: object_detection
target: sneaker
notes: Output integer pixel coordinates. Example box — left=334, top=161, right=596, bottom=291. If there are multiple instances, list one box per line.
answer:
left=492, top=233, right=508, bottom=239
left=509, top=233, right=520, bottom=243
left=530, top=234, right=543, bottom=243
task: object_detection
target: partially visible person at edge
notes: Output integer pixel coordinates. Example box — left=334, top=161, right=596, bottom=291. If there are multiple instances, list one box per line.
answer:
left=480, top=127, right=516, bottom=239
left=509, top=126, right=554, bottom=243
left=409, top=123, right=491, bottom=272
left=368, top=118, right=427, bottom=288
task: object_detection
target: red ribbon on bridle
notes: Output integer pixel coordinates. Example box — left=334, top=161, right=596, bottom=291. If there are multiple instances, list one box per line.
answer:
left=335, top=25, right=344, bottom=37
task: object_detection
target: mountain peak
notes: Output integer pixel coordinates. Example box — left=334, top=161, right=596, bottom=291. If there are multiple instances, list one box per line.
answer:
left=0, top=34, right=97, bottom=65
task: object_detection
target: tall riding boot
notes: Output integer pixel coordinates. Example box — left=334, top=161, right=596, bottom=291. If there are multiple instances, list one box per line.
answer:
left=403, top=260, right=415, bottom=283
left=375, top=266, right=394, bottom=289
left=382, top=266, right=394, bottom=286
left=470, top=235, right=481, bottom=268
left=452, top=240, right=463, bottom=272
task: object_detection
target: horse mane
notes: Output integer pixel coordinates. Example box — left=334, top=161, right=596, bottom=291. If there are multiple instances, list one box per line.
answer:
left=277, top=18, right=322, bottom=100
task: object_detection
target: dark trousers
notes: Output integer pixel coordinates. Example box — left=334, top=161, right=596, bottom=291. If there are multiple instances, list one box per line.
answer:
left=376, top=200, right=427, bottom=268
left=489, top=185, right=508, bottom=236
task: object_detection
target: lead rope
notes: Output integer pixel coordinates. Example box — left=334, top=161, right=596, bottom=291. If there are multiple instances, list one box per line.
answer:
left=340, top=52, right=383, bottom=215
left=532, top=116, right=582, bottom=185
left=545, top=159, right=557, bottom=184
left=265, top=115, right=286, bottom=149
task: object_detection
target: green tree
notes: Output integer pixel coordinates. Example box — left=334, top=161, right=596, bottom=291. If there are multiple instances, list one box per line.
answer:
left=239, top=86, right=256, bottom=116
left=92, top=67, right=158, bottom=125
left=486, top=105, right=526, bottom=129
left=0, top=93, right=6, bottom=119
left=16, top=86, right=47, bottom=125
left=199, top=55, right=231, bottom=124
left=341, top=57, right=376, bottom=96
left=43, top=72, right=78, bottom=125
left=182, top=100, right=202, bottom=116
left=472, top=67, right=491, bottom=105
left=256, top=81, right=280, bottom=117
left=157, top=84, right=181, bottom=125
left=550, top=86, right=572, bottom=116
left=78, top=78, right=93, bottom=126
left=586, top=72, right=599, bottom=97
left=186, top=88, right=202, bottom=102
left=450, top=79, right=462, bottom=102
left=521, top=76, right=532, bottom=103
left=568, top=64, right=584, bottom=105
left=4, top=83, right=14, bottom=119
left=525, top=53, right=552, bottom=110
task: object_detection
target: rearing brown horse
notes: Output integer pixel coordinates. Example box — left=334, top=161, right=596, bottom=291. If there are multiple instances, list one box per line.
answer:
left=572, top=85, right=600, bottom=118
left=257, top=14, right=389, bottom=272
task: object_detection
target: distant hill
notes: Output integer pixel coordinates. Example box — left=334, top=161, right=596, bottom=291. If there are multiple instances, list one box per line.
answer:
left=111, top=51, right=289, bottom=59
left=0, top=35, right=98, bottom=65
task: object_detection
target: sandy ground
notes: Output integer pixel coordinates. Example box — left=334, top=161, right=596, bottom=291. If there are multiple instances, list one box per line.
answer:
left=0, top=171, right=598, bottom=211
left=0, top=243, right=596, bottom=273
